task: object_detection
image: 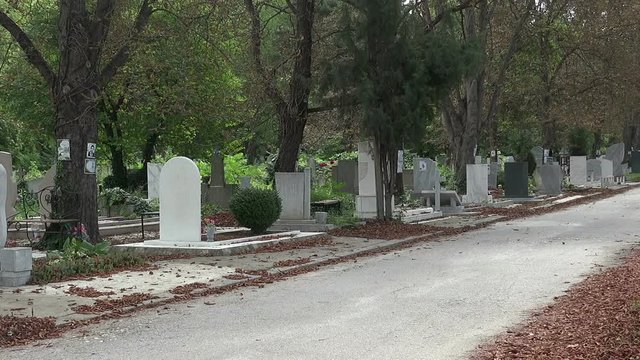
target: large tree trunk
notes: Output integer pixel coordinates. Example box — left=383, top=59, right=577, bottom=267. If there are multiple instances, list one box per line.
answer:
left=51, top=2, right=101, bottom=241
left=244, top=0, right=315, bottom=173
left=1, top=1, right=154, bottom=243
left=274, top=113, right=306, bottom=172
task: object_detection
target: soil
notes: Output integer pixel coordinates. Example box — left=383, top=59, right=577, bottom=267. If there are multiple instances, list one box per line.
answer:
left=473, top=249, right=640, bottom=360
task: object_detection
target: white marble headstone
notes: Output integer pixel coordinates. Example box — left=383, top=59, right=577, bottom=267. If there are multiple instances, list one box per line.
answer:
left=600, top=158, right=614, bottom=179
left=275, top=171, right=311, bottom=220
left=158, top=157, right=201, bottom=243
left=147, top=163, right=162, bottom=200
left=0, top=152, right=17, bottom=218
left=357, top=141, right=376, bottom=197
left=0, top=164, right=6, bottom=248
left=464, top=164, right=489, bottom=203
left=569, top=156, right=587, bottom=186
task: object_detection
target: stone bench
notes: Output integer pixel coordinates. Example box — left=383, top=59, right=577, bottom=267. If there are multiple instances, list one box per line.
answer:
left=311, top=199, right=341, bottom=213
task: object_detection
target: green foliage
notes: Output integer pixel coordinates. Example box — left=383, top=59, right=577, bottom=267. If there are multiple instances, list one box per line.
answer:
left=311, top=180, right=358, bottom=226
left=627, top=173, right=640, bottom=182
left=99, top=187, right=150, bottom=216
left=31, top=252, right=146, bottom=284
left=568, top=127, right=595, bottom=156
left=201, top=203, right=221, bottom=218
left=230, top=188, right=282, bottom=234
left=54, top=237, right=110, bottom=260
left=194, top=153, right=268, bottom=185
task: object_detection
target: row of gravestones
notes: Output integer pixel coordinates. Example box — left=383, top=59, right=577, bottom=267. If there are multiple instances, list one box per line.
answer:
left=147, top=156, right=323, bottom=247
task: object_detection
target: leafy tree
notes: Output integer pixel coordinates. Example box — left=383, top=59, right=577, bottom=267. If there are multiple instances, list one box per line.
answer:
left=0, top=1, right=155, bottom=241
left=324, top=0, right=472, bottom=218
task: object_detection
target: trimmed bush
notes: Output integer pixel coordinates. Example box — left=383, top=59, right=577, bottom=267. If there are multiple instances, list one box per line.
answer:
left=230, top=188, right=282, bottom=234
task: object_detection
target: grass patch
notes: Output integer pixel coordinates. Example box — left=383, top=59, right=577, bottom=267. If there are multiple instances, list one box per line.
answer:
left=31, top=251, right=149, bottom=284
left=627, top=173, right=640, bottom=182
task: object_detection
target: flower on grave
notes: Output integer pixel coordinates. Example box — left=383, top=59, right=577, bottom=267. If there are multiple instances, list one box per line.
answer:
left=319, top=162, right=328, bottom=167
left=203, top=217, right=216, bottom=226
left=70, top=223, right=89, bottom=241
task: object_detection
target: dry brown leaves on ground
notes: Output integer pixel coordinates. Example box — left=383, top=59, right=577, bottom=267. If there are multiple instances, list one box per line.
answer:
left=240, top=234, right=335, bottom=254
left=329, top=220, right=474, bottom=240
left=169, top=283, right=209, bottom=295
left=64, top=286, right=115, bottom=298
left=273, top=257, right=311, bottom=268
left=72, top=293, right=155, bottom=314
left=0, top=316, right=60, bottom=347
left=473, top=250, right=640, bottom=360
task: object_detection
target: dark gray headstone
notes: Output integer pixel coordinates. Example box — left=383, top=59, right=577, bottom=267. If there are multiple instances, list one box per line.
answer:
left=631, top=151, right=640, bottom=173
left=504, top=162, right=529, bottom=198
left=210, top=151, right=225, bottom=187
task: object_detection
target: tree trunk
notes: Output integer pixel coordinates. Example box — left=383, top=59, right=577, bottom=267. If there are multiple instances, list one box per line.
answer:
left=54, top=95, right=99, bottom=241
left=244, top=0, right=315, bottom=173
left=274, top=113, right=306, bottom=172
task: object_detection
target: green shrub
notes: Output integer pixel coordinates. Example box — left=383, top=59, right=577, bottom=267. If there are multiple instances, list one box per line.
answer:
left=230, top=188, right=282, bottom=234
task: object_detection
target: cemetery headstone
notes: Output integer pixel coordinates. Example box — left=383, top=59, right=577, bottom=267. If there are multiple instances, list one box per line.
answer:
left=203, top=152, right=235, bottom=208
left=631, top=151, right=640, bottom=173
left=0, top=164, right=6, bottom=248
left=0, top=152, right=17, bottom=218
left=605, top=143, right=625, bottom=177
left=356, top=141, right=385, bottom=218
left=600, top=158, right=614, bottom=179
left=239, top=176, right=252, bottom=190
left=504, top=162, right=529, bottom=198
left=535, top=164, right=563, bottom=195
left=488, top=163, right=499, bottom=189
left=530, top=146, right=544, bottom=168
left=157, top=157, right=201, bottom=244
left=275, top=170, right=311, bottom=220
left=332, top=159, right=358, bottom=194
left=569, top=156, right=587, bottom=186
left=147, top=163, right=162, bottom=200
left=402, top=169, right=414, bottom=191
left=210, top=151, right=225, bottom=187
left=413, top=158, right=438, bottom=192
left=586, top=159, right=602, bottom=181
left=464, top=164, right=489, bottom=203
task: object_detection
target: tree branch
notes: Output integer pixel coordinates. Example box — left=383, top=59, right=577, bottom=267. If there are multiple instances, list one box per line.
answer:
left=243, top=0, right=287, bottom=111
left=0, top=9, right=55, bottom=88
left=100, top=0, right=154, bottom=86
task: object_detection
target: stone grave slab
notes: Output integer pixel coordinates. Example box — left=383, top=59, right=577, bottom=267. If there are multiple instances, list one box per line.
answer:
left=464, top=164, right=489, bottom=203
left=504, top=162, right=529, bottom=198
left=569, top=156, right=587, bottom=186
left=535, top=164, right=563, bottom=195
left=605, top=143, right=625, bottom=177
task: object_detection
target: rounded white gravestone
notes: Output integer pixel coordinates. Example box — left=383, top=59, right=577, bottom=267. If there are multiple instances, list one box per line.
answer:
left=0, top=164, right=7, bottom=248
left=159, top=157, right=201, bottom=243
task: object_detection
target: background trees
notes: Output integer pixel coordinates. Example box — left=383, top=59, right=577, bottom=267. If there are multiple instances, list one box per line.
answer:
left=2, top=0, right=640, bottom=225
